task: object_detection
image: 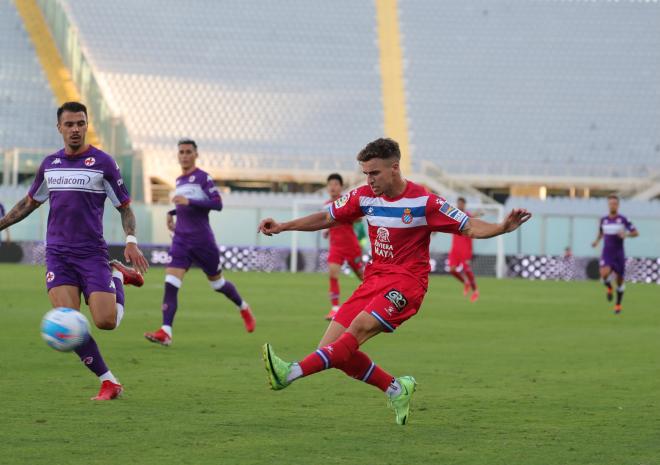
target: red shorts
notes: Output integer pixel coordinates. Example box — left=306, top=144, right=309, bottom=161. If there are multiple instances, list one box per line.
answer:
left=328, top=247, right=364, bottom=274
left=448, top=249, right=472, bottom=269
left=333, top=273, right=426, bottom=332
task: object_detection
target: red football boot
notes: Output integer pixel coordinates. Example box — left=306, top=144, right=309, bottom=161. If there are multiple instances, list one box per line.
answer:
left=240, top=307, right=256, bottom=333
left=470, top=290, right=480, bottom=303
left=91, top=380, right=123, bottom=400
left=144, top=328, right=172, bottom=346
left=614, top=304, right=622, bottom=314
left=110, top=259, right=144, bottom=287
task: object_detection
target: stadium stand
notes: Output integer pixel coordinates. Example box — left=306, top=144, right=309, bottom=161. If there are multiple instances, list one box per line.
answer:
left=0, top=0, right=59, bottom=152
left=53, top=0, right=384, bottom=185
left=399, top=0, right=660, bottom=182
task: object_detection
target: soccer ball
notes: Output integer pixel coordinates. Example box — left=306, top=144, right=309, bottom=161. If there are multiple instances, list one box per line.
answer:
left=40, top=307, right=90, bottom=352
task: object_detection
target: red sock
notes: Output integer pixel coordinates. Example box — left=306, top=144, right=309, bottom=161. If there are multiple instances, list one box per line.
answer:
left=464, top=264, right=477, bottom=291
left=329, top=277, right=340, bottom=306
left=337, top=350, right=394, bottom=392
left=299, top=332, right=359, bottom=376
left=449, top=269, right=465, bottom=284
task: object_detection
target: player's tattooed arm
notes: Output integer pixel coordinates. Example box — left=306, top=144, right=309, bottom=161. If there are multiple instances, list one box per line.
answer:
left=258, top=211, right=337, bottom=236
left=118, top=204, right=137, bottom=236
left=118, top=204, right=149, bottom=274
left=463, top=208, right=531, bottom=239
left=0, top=196, right=40, bottom=231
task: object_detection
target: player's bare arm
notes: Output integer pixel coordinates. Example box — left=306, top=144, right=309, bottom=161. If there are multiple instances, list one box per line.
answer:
left=118, top=204, right=149, bottom=274
left=462, top=208, right=532, bottom=239
left=258, top=211, right=337, bottom=236
left=619, top=229, right=639, bottom=239
left=172, top=195, right=190, bottom=206
left=592, top=231, right=603, bottom=247
left=166, top=212, right=176, bottom=232
left=0, top=196, right=40, bottom=231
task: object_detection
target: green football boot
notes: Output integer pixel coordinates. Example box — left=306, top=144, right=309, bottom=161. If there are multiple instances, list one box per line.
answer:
left=387, top=376, right=417, bottom=425
left=262, top=343, right=293, bottom=391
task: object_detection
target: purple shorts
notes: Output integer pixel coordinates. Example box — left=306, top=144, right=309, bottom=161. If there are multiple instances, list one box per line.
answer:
left=600, top=254, right=625, bottom=277
left=168, top=237, right=221, bottom=276
left=45, top=250, right=115, bottom=300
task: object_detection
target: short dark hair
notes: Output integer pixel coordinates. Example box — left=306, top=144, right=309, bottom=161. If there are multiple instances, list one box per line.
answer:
left=327, top=173, right=343, bottom=185
left=457, top=196, right=466, bottom=203
left=178, top=138, right=198, bottom=150
left=356, top=138, right=401, bottom=162
left=607, top=194, right=619, bottom=201
left=57, top=101, right=87, bottom=122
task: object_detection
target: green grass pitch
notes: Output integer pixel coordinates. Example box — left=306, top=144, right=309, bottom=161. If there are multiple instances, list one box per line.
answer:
left=1, top=264, right=659, bottom=465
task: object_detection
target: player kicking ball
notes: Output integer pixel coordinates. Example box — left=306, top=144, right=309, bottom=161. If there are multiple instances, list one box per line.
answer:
left=447, top=197, right=479, bottom=302
left=258, top=138, right=531, bottom=425
left=591, top=194, right=638, bottom=314
left=0, top=101, right=148, bottom=400
left=323, top=173, right=364, bottom=320
left=144, top=139, right=255, bottom=346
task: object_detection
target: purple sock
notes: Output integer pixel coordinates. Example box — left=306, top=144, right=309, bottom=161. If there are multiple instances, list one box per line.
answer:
left=216, top=280, right=243, bottom=307
left=162, top=282, right=179, bottom=326
left=74, top=336, right=109, bottom=377
left=113, top=276, right=125, bottom=306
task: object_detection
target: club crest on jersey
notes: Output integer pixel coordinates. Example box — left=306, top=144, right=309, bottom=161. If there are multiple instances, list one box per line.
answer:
left=84, top=157, right=95, bottom=167
left=384, top=289, right=408, bottom=311
left=188, top=175, right=196, bottom=182
left=334, top=194, right=349, bottom=209
left=401, top=208, right=413, bottom=224
left=46, top=271, right=55, bottom=283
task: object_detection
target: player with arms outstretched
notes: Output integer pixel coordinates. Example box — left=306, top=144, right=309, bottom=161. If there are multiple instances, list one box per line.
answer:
left=323, top=173, right=364, bottom=320
left=144, top=139, right=255, bottom=346
left=258, top=138, right=531, bottom=425
left=0, top=101, right=148, bottom=400
left=591, top=194, right=638, bottom=314
left=447, top=197, right=479, bottom=302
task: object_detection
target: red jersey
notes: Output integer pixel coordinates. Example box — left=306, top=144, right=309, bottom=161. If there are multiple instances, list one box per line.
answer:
left=330, top=181, right=469, bottom=289
left=450, top=211, right=473, bottom=257
left=324, top=199, right=361, bottom=252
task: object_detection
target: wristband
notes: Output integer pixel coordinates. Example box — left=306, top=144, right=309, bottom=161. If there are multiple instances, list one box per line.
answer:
left=125, top=235, right=138, bottom=245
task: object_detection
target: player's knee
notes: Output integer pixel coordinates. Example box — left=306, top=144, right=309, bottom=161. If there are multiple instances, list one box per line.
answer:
left=209, top=277, right=226, bottom=290
left=94, top=315, right=117, bottom=330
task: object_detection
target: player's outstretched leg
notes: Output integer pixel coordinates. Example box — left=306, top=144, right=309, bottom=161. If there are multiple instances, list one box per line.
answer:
left=145, top=274, right=180, bottom=346
left=74, top=336, right=123, bottom=400
left=262, top=334, right=417, bottom=425
left=210, top=276, right=255, bottom=332
left=336, top=350, right=417, bottom=425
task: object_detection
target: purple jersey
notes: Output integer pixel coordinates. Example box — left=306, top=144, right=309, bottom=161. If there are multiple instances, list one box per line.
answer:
left=28, top=146, right=130, bottom=253
left=171, top=168, right=221, bottom=243
left=599, top=214, right=635, bottom=259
